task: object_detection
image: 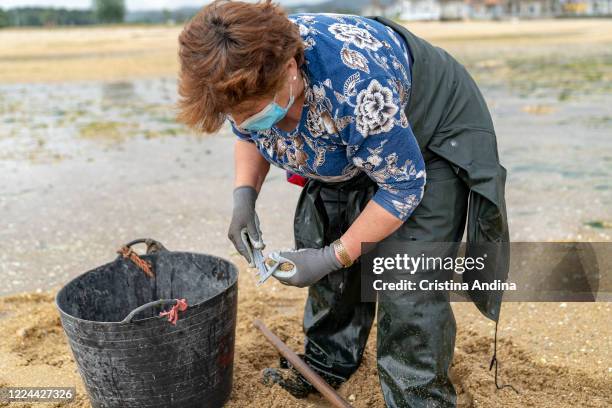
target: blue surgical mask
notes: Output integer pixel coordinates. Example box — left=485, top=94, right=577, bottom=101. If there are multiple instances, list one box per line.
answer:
left=229, top=80, right=295, bottom=132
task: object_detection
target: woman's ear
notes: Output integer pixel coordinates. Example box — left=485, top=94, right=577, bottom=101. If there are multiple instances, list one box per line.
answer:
left=287, top=57, right=297, bottom=74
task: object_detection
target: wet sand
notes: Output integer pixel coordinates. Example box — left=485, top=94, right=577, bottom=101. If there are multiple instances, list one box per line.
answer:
left=0, top=285, right=610, bottom=407
left=1, top=79, right=609, bottom=295
left=0, top=19, right=611, bottom=407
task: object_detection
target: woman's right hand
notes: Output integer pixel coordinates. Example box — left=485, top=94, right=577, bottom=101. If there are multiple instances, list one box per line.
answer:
left=228, top=186, right=265, bottom=266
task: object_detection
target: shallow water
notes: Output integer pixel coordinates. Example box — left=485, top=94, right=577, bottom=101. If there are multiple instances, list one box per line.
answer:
left=0, top=77, right=610, bottom=295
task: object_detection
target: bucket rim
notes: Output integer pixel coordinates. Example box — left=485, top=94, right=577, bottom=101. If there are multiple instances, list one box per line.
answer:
left=55, top=251, right=238, bottom=326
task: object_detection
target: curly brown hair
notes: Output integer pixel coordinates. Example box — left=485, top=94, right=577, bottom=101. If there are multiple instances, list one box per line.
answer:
left=177, top=0, right=305, bottom=134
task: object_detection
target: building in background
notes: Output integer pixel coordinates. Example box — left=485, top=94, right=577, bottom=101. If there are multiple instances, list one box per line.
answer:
left=559, top=0, right=612, bottom=15
left=469, top=0, right=505, bottom=19
left=361, top=0, right=612, bottom=19
left=397, top=0, right=442, bottom=20
left=440, top=0, right=469, bottom=20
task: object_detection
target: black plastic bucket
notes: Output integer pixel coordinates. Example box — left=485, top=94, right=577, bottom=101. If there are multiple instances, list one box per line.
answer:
left=55, top=239, right=238, bottom=408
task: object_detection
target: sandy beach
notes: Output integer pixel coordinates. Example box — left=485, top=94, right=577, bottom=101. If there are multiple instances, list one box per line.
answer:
left=0, top=19, right=610, bottom=407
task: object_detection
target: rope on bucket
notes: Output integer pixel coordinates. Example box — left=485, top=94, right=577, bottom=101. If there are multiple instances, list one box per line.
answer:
left=159, top=298, right=188, bottom=325
left=117, top=246, right=154, bottom=278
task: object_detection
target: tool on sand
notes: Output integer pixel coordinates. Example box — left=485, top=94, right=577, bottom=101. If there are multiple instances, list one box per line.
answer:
left=253, top=319, right=353, bottom=408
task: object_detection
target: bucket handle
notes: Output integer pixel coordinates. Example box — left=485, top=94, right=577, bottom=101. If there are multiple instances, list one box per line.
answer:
left=117, top=238, right=168, bottom=257
left=115, top=239, right=168, bottom=278
left=121, top=299, right=183, bottom=324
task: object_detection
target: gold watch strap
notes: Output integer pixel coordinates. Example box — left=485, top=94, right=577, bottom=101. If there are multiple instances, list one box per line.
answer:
left=332, top=239, right=353, bottom=268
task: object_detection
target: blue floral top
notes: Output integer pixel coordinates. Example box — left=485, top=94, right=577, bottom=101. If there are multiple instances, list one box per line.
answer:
left=231, top=13, right=425, bottom=221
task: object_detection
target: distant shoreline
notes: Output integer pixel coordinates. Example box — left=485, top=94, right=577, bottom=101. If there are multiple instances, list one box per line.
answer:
left=1, top=19, right=611, bottom=83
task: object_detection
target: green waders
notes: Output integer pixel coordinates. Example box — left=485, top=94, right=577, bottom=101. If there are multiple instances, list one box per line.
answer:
left=295, top=157, right=467, bottom=408
left=291, top=17, right=510, bottom=408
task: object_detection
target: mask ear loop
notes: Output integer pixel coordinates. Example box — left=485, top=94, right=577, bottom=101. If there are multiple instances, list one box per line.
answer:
left=276, top=74, right=297, bottom=108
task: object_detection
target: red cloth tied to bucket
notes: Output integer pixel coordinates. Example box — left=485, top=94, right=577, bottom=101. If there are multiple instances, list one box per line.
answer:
left=159, top=298, right=188, bottom=325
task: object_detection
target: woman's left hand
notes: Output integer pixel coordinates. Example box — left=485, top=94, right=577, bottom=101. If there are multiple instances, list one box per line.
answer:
left=267, top=246, right=343, bottom=288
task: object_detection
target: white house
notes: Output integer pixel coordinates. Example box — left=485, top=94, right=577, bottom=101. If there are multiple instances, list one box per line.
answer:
left=397, top=0, right=442, bottom=20
left=468, top=0, right=505, bottom=19
left=440, top=0, right=469, bottom=19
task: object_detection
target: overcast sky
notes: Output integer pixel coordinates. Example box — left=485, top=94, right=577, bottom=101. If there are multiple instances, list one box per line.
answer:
left=1, top=0, right=322, bottom=10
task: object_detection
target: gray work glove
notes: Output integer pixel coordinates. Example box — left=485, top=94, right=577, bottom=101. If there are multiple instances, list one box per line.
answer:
left=227, top=186, right=264, bottom=266
left=267, top=246, right=343, bottom=288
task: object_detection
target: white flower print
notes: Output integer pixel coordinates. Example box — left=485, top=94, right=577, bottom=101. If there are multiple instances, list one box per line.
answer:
left=383, top=153, right=415, bottom=181
left=352, top=146, right=383, bottom=171
left=321, top=13, right=346, bottom=21
left=340, top=46, right=370, bottom=73
left=306, top=106, right=325, bottom=138
left=297, top=21, right=320, bottom=37
left=320, top=110, right=339, bottom=134
left=386, top=27, right=402, bottom=47
left=286, top=136, right=310, bottom=172
left=328, top=23, right=382, bottom=51
left=312, top=84, right=327, bottom=103
left=343, top=72, right=360, bottom=98
left=303, top=37, right=316, bottom=50
left=298, top=23, right=309, bottom=36
left=391, top=56, right=410, bottom=89
left=334, top=90, right=347, bottom=104
left=346, top=145, right=360, bottom=157
left=306, top=102, right=349, bottom=138
left=354, top=79, right=399, bottom=136
left=352, top=142, right=386, bottom=175
left=372, top=53, right=389, bottom=70
left=305, top=83, right=338, bottom=137
left=234, top=13, right=423, bottom=219
left=302, top=135, right=328, bottom=168
left=334, top=115, right=354, bottom=132
left=352, top=141, right=425, bottom=200
left=391, top=194, right=420, bottom=220
left=298, top=15, right=315, bottom=24
left=291, top=15, right=320, bottom=50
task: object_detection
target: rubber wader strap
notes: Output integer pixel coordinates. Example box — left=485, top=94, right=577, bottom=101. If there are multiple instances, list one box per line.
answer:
left=489, top=319, right=519, bottom=394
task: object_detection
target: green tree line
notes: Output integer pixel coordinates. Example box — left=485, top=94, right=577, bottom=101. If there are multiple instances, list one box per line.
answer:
left=0, top=0, right=126, bottom=28
left=0, top=0, right=368, bottom=29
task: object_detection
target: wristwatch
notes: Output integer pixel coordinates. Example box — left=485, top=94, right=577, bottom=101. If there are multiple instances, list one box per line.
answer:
left=332, top=239, right=353, bottom=268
